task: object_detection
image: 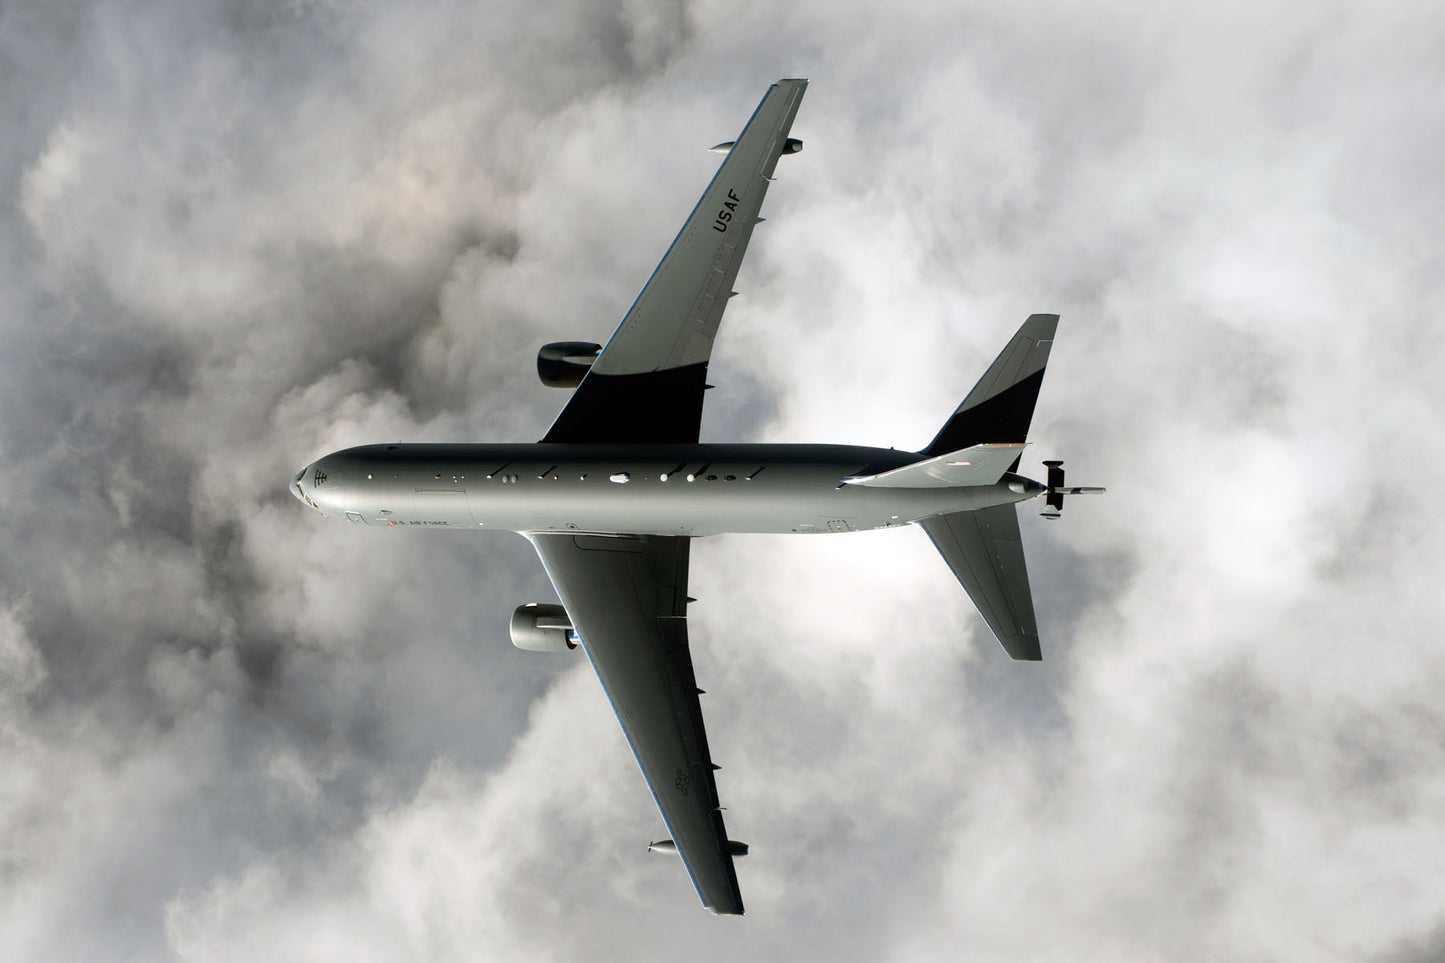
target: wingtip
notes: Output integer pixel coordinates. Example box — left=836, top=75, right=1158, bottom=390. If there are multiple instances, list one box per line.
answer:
left=1022, top=313, right=1061, bottom=338
left=1003, top=633, right=1043, bottom=661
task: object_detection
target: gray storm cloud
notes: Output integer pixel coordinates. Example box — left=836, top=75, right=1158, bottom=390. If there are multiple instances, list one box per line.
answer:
left=3, top=1, right=1444, bottom=960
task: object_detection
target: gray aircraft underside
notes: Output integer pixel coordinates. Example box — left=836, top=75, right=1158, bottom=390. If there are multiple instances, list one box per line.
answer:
left=293, top=79, right=1099, bottom=916
left=294, top=444, right=1044, bottom=537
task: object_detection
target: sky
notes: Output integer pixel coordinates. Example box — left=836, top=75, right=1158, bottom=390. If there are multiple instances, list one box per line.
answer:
left=3, top=1, right=1445, bottom=960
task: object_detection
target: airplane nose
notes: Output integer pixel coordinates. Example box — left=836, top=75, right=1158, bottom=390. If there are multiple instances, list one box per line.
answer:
left=292, top=459, right=337, bottom=515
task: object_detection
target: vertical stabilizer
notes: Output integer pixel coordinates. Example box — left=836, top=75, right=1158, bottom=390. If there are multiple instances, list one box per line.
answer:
left=925, top=314, right=1057, bottom=458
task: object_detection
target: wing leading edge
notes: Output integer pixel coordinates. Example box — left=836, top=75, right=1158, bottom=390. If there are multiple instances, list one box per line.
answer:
left=543, top=79, right=808, bottom=444
left=527, top=533, right=744, bottom=915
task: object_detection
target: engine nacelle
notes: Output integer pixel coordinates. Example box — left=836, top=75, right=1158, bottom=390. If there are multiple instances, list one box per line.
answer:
left=510, top=602, right=579, bottom=652
left=537, top=342, right=601, bottom=388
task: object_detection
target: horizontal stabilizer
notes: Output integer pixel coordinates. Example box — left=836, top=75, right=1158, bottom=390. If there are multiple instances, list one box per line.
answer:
left=843, top=443, right=1025, bottom=489
left=921, top=505, right=1042, bottom=660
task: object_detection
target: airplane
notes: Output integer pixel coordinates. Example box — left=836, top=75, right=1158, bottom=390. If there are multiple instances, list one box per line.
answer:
left=291, top=79, right=1102, bottom=916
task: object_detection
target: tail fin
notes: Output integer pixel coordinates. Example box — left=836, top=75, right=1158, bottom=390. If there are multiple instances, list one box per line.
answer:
left=925, top=314, right=1058, bottom=459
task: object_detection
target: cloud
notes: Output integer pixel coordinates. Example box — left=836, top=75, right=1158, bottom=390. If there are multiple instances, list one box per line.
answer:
left=2, top=1, right=1444, bottom=960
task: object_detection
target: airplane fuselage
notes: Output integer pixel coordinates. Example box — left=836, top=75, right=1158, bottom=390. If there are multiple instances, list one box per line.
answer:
left=295, top=443, right=1045, bottom=537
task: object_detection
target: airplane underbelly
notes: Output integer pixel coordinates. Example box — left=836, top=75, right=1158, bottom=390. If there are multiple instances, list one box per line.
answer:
left=326, top=448, right=1028, bottom=535
left=464, top=482, right=1004, bottom=536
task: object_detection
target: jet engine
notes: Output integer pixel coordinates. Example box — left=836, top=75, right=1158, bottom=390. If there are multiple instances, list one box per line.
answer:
left=510, top=602, right=579, bottom=652
left=537, top=342, right=602, bottom=388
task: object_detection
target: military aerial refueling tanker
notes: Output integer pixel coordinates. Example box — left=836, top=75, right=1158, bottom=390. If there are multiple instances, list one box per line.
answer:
left=294, top=79, right=1102, bottom=916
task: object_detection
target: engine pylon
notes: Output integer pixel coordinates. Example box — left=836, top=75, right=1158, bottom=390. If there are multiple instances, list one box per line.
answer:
left=1039, top=460, right=1106, bottom=519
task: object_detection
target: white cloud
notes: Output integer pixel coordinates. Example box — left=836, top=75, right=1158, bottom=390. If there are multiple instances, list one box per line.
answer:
left=3, top=1, right=1444, bottom=960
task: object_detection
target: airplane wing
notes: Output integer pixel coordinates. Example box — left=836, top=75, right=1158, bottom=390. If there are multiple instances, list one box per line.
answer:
left=920, top=504, right=1043, bottom=661
left=543, top=78, right=808, bottom=444
left=527, top=533, right=745, bottom=915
